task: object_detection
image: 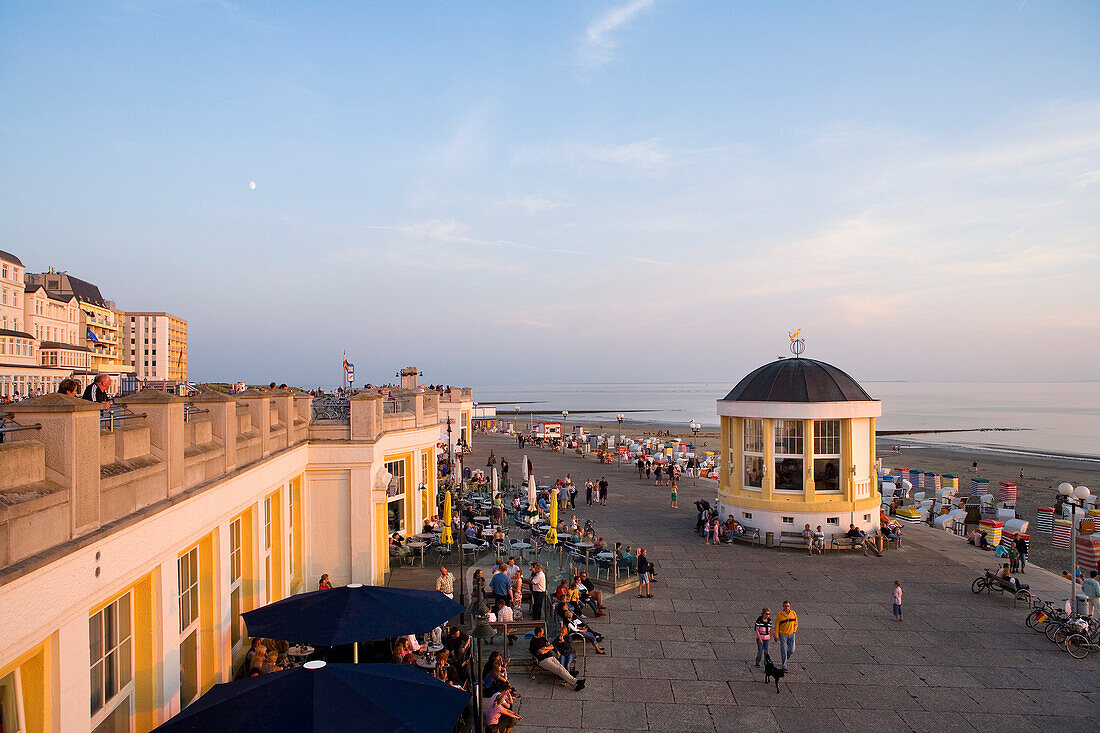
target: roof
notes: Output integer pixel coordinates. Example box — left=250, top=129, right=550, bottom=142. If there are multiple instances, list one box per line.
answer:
left=721, top=358, right=874, bottom=403
left=0, top=250, right=23, bottom=267
left=0, top=328, right=34, bottom=339
left=39, top=341, right=91, bottom=352
left=63, top=274, right=107, bottom=307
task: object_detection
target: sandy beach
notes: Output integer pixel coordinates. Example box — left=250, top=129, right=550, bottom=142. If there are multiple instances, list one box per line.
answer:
left=509, top=418, right=1100, bottom=575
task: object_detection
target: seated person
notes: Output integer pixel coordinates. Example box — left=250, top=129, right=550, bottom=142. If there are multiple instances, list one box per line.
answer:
left=485, top=689, right=522, bottom=731
left=576, top=572, right=605, bottom=616
left=565, top=580, right=582, bottom=615
left=802, top=523, right=814, bottom=547
left=811, top=525, right=826, bottom=554
left=553, top=625, right=577, bottom=675
left=967, top=529, right=984, bottom=546
left=553, top=579, right=568, bottom=602
left=465, top=523, right=479, bottom=541
left=846, top=524, right=871, bottom=554
left=564, top=611, right=605, bottom=654
left=527, top=627, right=583, bottom=691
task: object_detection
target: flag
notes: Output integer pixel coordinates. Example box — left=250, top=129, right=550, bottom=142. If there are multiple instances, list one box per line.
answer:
left=86, top=327, right=100, bottom=344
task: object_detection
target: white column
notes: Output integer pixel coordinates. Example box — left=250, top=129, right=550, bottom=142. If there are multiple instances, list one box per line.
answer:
left=158, top=557, right=182, bottom=718
left=214, top=522, right=232, bottom=683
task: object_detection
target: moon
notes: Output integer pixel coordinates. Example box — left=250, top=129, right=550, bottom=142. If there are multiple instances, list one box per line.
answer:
left=249, top=181, right=256, bottom=190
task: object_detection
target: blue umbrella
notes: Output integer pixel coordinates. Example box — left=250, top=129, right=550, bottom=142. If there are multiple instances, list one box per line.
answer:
left=241, top=583, right=463, bottom=647
left=154, top=661, right=468, bottom=733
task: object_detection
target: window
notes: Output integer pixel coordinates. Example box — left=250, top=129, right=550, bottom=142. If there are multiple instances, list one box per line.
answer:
left=178, top=547, right=200, bottom=707
left=229, top=518, right=243, bottom=649
left=90, top=592, right=132, bottom=721
left=742, top=512, right=752, bottom=520
left=827, top=517, right=840, bottom=525
left=781, top=516, right=794, bottom=524
left=385, top=459, right=407, bottom=533
left=264, top=497, right=272, bottom=603
left=813, top=420, right=842, bottom=492
left=864, top=514, right=872, bottom=522
left=742, top=418, right=764, bottom=489
left=773, top=420, right=804, bottom=491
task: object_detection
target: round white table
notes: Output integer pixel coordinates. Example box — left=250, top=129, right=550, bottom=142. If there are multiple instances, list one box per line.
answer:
left=407, top=541, right=427, bottom=567
left=415, top=656, right=437, bottom=670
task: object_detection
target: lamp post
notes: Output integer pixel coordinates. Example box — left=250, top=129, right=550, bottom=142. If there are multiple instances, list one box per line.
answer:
left=514, top=405, right=520, bottom=437
left=616, top=414, right=624, bottom=468
left=447, top=416, right=467, bottom=621
left=561, top=410, right=568, bottom=452
left=1058, top=482, right=1091, bottom=606
left=469, top=603, right=498, bottom=733
left=689, top=421, right=701, bottom=485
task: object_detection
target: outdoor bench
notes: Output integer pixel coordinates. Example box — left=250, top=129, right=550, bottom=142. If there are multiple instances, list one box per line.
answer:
left=728, top=525, right=760, bottom=546
left=830, top=533, right=861, bottom=553
left=778, top=531, right=810, bottom=550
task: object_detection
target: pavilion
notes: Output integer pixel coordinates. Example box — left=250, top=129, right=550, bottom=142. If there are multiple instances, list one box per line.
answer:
left=716, top=345, right=882, bottom=539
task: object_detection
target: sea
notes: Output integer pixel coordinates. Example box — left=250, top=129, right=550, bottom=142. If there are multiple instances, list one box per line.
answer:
left=471, top=381, right=1100, bottom=462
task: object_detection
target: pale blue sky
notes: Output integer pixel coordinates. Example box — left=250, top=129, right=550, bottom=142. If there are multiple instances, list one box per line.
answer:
left=2, top=1, right=1098, bottom=387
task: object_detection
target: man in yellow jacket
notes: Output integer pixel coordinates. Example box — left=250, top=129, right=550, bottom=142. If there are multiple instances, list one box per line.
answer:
left=776, top=600, right=798, bottom=669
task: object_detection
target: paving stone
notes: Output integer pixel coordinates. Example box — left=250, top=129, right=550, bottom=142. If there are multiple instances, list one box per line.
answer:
left=581, top=700, right=649, bottom=729
left=708, top=705, right=782, bottom=732
left=661, top=640, right=718, bottom=660
left=612, top=677, right=673, bottom=702
left=839, top=708, right=911, bottom=733
left=646, top=701, right=716, bottom=732
left=669, top=678, right=736, bottom=705
left=896, top=709, right=978, bottom=731
left=770, top=706, right=844, bottom=732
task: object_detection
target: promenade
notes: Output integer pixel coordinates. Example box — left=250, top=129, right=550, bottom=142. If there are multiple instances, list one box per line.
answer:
left=468, top=433, right=1099, bottom=732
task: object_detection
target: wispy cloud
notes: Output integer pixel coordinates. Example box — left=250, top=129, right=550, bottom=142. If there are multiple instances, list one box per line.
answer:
left=627, top=256, right=671, bottom=266
left=355, top=220, right=535, bottom=250
left=489, top=194, right=566, bottom=214
left=493, top=318, right=563, bottom=330
left=580, top=0, right=656, bottom=66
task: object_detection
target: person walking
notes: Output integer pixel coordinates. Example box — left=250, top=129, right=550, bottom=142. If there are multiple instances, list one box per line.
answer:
left=645, top=461, right=652, bottom=480
left=585, top=480, right=593, bottom=506
left=670, top=481, right=678, bottom=509
left=1083, top=570, right=1100, bottom=618
left=636, top=548, right=654, bottom=598
left=754, top=608, right=772, bottom=667
left=501, top=458, right=509, bottom=482
left=568, top=483, right=578, bottom=510
left=653, top=465, right=662, bottom=486
left=776, top=600, right=797, bottom=669
left=598, top=477, right=608, bottom=506
left=892, top=581, right=903, bottom=622
left=636, top=458, right=645, bottom=479
left=435, top=566, right=455, bottom=600
left=1015, top=534, right=1029, bottom=573
left=529, top=563, right=547, bottom=620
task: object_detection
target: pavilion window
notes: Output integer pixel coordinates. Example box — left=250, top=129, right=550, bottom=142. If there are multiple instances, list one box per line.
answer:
left=773, top=419, right=804, bottom=491
left=386, top=459, right=407, bottom=533
left=229, top=518, right=243, bottom=650
left=178, top=546, right=200, bottom=707
left=742, top=418, right=764, bottom=489
left=813, top=420, right=842, bottom=492
left=89, top=591, right=133, bottom=723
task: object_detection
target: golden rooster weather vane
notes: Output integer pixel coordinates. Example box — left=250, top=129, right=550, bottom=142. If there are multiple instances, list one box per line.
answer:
left=788, top=329, right=805, bottom=356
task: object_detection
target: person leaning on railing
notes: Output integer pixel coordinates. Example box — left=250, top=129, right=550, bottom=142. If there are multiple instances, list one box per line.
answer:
left=81, top=373, right=113, bottom=409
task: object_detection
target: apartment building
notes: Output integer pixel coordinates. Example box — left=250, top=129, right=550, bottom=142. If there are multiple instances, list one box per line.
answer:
left=121, top=312, right=189, bottom=387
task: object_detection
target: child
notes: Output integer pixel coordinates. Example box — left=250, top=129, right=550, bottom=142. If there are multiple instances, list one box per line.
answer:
left=892, top=580, right=903, bottom=622
left=1008, top=544, right=1020, bottom=573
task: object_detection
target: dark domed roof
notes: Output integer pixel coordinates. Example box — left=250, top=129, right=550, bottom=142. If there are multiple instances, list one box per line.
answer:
left=721, top=358, right=873, bottom=403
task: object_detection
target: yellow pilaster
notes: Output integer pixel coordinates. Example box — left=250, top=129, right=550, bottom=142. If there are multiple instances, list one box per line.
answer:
left=803, top=419, right=815, bottom=502
left=719, top=417, right=730, bottom=498
left=842, top=419, right=854, bottom=502
left=733, top=418, right=744, bottom=494
left=762, top=418, right=774, bottom=500
left=869, top=417, right=878, bottom=500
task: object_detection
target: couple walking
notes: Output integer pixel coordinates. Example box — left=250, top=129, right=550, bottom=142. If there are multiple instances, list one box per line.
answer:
left=754, top=600, right=797, bottom=669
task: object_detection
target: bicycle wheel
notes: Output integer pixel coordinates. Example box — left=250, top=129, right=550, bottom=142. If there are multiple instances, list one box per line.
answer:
left=1025, top=609, right=1042, bottom=630
left=1045, top=623, right=1064, bottom=643
left=1049, top=625, right=1068, bottom=646
left=971, top=577, right=986, bottom=594
left=1065, top=634, right=1090, bottom=659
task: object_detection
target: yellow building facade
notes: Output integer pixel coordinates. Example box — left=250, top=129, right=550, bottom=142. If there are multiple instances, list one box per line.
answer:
left=716, top=357, right=882, bottom=537
left=0, top=380, right=456, bottom=733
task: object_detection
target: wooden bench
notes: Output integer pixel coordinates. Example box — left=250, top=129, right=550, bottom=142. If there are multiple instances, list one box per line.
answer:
left=490, top=620, right=546, bottom=665
left=830, top=533, right=862, bottom=553
left=778, top=531, right=810, bottom=550
left=728, top=525, right=761, bottom=546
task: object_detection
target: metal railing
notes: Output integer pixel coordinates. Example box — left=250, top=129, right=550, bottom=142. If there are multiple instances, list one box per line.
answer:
left=100, top=407, right=147, bottom=433
left=311, top=396, right=350, bottom=421
left=183, top=405, right=209, bottom=423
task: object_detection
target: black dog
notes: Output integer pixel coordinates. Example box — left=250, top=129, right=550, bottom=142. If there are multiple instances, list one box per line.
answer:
left=763, top=654, right=785, bottom=693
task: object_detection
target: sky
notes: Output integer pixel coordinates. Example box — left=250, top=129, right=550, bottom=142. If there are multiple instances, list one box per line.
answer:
left=2, top=1, right=1099, bottom=388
